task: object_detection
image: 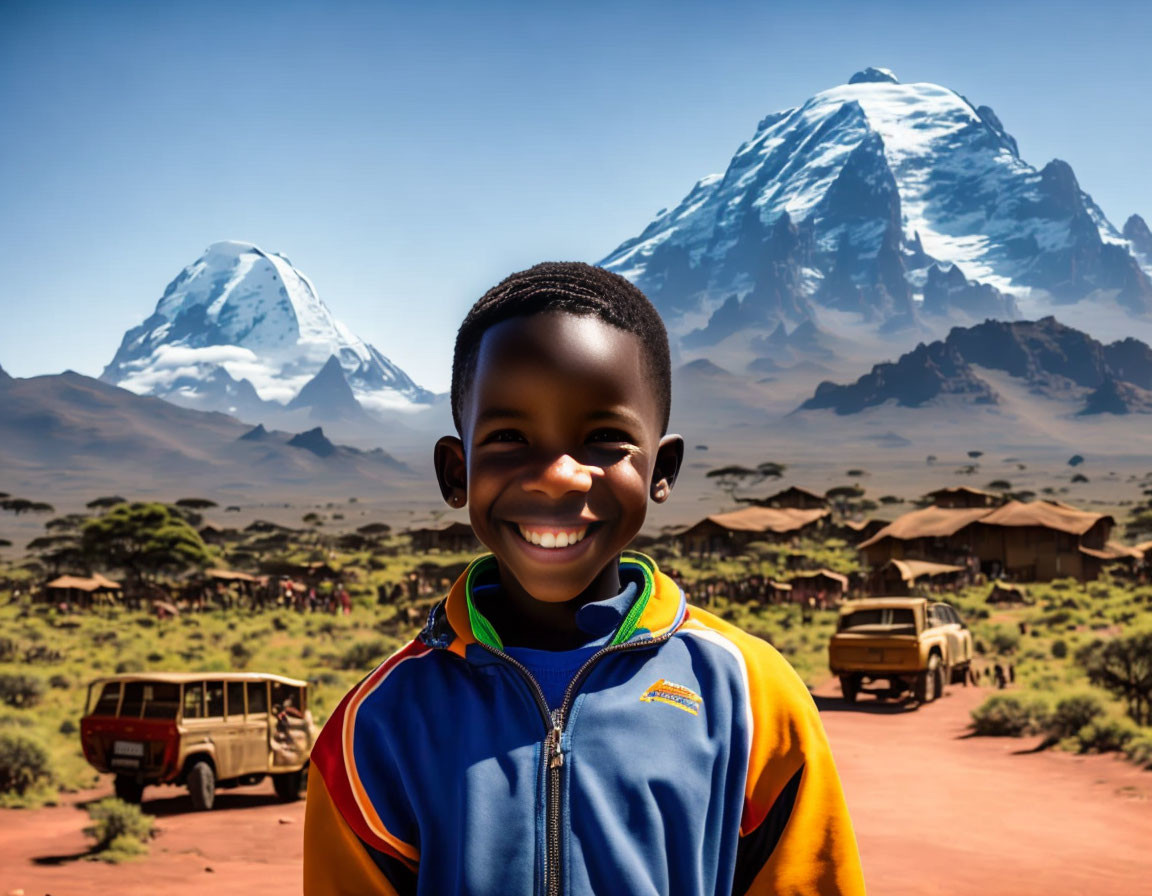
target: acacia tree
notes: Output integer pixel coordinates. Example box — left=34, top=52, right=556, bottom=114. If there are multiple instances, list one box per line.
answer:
left=1076, top=632, right=1152, bottom=725
left=81, top=502, right=211, bottom=589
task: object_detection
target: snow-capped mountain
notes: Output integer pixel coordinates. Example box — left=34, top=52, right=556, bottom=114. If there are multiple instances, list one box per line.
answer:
left=600, top=68, right=1152, bottom=346
left=101, top=241, right=434, bottom=415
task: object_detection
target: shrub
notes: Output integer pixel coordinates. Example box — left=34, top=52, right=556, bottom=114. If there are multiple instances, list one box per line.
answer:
left=1075, top=719, right=1138, bottom=753
left=970, top=694, right=1049, bottom=736
left=1050, top=639, right=1068, bottom=659
left=0, top=673, right=45, bottom=708
left=1048, top=694, right=1105, bottom=738
left=59, top=719, right=77, bottom=735
left=115, top=659, right=143, bottom=674
left=340, top=640, right=388, bottom=670
left=48, top=673, right=71, bottom=689
left=0, top=636, right=17, bottom=661
left=989, top=627, right=1020, bottom=654
left=229, top=641, right=253, bottom=668
left=1123, top=734, right=1152, bottom=768
left=84, top=797, right=155, bottom=861
left=0, top=731, right=53, bottom=795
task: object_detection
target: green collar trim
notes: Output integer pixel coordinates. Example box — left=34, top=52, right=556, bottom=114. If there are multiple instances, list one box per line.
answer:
left=462, top=551, right=657, bottom=651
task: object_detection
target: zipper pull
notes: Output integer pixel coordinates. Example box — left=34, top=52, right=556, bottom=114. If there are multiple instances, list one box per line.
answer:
left=548, top=710, right=564, bottom=769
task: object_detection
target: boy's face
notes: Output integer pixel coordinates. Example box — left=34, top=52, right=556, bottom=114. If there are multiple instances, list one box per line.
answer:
left=436, top=311, right=682, bottom=605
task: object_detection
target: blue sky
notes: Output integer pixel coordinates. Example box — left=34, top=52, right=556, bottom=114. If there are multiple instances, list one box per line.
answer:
left=2, top=0, right=1151, bottom=392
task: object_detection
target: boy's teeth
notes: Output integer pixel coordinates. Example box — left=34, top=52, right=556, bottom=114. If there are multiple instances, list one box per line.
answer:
left=517, top=525, right=588, bottom=549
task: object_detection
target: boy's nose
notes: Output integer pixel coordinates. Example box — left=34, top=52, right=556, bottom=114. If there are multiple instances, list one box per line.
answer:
left=523, top=454, right=599, bottom=498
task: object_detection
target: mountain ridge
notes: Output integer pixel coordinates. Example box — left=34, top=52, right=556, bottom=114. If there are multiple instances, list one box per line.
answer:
left=799, top=317, right=1152, bottom=415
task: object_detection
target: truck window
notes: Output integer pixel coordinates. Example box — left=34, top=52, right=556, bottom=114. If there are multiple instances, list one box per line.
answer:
left=838, top=607, right=916, bottom=634
left=142, top=683, right=180, bottom=719
left=205, top=681, right=225, bottom=719
left=226, top=681, right=246, bottom=719
left=120, top=681, right=145, bottom=718
left=184, top=683, right=204, bottom=719
left=91, top=682, right=121, bottom=716
left=247, top=681, right=268, bottom=715
left=272, top=682, right=304, bottom=717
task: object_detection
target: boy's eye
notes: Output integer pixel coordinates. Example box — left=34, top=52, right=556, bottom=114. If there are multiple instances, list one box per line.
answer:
left=481, top=429, right=526, bottom=445
left=587, top=428, right=635, bottom=445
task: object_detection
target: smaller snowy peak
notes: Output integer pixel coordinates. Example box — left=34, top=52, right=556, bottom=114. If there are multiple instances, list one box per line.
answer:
left=849, top=67, right=899, bottom=85
left=102, top=241, right=434, bottom=416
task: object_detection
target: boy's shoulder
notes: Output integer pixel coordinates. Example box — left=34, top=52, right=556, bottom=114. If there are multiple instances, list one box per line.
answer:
left=677, top=602, right=821, bottom=721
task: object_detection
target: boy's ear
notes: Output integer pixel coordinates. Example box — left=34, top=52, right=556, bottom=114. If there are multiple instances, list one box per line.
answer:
left=650, top=434, right=684, bottom=504
left=434, top=436, right=468, bottom=508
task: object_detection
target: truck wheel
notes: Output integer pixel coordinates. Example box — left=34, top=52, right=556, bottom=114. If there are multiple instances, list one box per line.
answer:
left=839, top=675, right=859, bottom=704
left=916, top=656, right=941, bottom=704
left=114, top=774, right=143, bottom=804
left=933, top=658, right=947, bottom=699
left=187, top=761, right=215, bottom=811
left=273, top=767, right=306, bottom=802
left=953, top=663, right=970, bottom=686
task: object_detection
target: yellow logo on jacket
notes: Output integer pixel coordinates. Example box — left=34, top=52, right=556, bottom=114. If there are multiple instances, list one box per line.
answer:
left=639, top=679, right=702, bottom=715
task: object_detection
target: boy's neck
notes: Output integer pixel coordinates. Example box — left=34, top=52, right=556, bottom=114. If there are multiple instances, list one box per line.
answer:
left=488, top=557, right=623, bottom=652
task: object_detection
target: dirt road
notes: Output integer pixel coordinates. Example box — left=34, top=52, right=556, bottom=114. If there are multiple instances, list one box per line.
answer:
left=2, top=681, right=1149, bottom=895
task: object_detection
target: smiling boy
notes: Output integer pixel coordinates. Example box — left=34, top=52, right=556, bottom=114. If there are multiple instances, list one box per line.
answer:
left=304, top=263, right=865, bottom=895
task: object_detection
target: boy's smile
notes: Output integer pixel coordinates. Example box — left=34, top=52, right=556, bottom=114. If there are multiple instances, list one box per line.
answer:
left=435, top=311, right=682, bottom=640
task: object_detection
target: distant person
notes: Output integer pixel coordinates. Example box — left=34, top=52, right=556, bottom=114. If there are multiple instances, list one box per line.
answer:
left=303, top=262, right=864, bottom=894
left=994, top=663, right=1006, bottom=689
left=337, top=584, right=351, bottom=616
left=1007, top=663, right=1015, bottom=685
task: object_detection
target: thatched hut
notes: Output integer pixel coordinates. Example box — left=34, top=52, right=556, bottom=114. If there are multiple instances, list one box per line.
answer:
left=43, top=573, right=122, bottom=608
left=867, top=559, right=967, bottom=596
left=786, top=569, right=849, bottom=608
left=676, top=507, right=828, bottom=557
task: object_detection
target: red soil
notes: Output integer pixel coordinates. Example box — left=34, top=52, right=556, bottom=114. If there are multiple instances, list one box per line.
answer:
left=2, top=681, right=1149, bottom=895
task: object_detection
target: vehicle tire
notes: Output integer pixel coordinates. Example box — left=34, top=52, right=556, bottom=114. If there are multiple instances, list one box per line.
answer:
left=933, top=658, right=947, bottom=699
left=273, top=766, right=306, bottom=802
left=953, top=662, right=970, bottom=686
left=839, top=675, right=859, bottom=704
left=916, top=655, right=941, bottom=704
left=114, top=774, right=143, bottom=804
left=187, top=761, right=215, bottom=811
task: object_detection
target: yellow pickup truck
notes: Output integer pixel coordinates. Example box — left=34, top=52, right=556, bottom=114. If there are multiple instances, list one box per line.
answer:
left=828, top=597, right=974, bottom=705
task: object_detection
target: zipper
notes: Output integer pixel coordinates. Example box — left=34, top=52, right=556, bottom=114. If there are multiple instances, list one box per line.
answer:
left=480, top=630, right=675, bottom=896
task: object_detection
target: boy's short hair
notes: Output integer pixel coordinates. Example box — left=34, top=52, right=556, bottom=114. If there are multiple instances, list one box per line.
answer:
left=450, top=261, right=672, bottom=435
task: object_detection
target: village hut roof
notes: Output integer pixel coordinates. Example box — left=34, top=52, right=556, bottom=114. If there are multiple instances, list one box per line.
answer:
left=858, top=506, right=993, bottom=548
left=882, top=559, right=966, bottom=585
left=769, top=581, right=793, bottom=591
left=924, top=486, right=997, bottom=500
left=767, top=486, right=828, bottom=503
left=690, top=506, right=829, bottom=535
left=205, top=568, right=261, bottom=583
left=1134, top=540, right=1152, bottom=558
left=45, top=573, right=121, bottom=591
left=842, top=518, right=887, bottom=532
left=978, top=500, right=1111, bottom=535
left=1079, top=542, right=1142, bottom=561
left=788, top=568, right=849, bottom=589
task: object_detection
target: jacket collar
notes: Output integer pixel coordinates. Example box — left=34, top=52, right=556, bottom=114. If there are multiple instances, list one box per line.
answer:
left=422, top=551, right=686, bottom=658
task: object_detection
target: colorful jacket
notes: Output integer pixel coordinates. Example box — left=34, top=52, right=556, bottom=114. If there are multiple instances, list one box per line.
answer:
left=304, top=552, right=866, bottom=895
